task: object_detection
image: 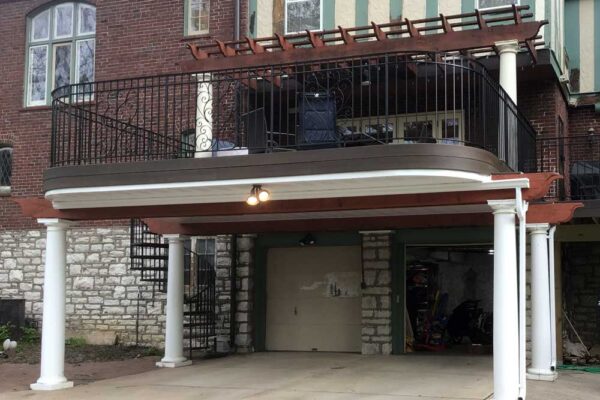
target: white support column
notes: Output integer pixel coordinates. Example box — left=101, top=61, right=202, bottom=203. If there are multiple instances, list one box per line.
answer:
left=496, top=39, right=520, bottom=171
left=31, top=219, right=73, bottom=391
left=157, top=234, right=192, bottom=368
left=527, top=223, right=558, bottom=381
left=496, top=40, right=519, bottom=104
left=488, top=200, right=520, bottom=400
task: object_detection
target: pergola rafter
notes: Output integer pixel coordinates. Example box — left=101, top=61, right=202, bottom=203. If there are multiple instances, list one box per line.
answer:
left=183, top=4, right=547, bottom=73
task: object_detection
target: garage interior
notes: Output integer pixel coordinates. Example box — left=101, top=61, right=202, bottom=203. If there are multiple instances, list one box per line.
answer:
left=406, top=245, right=494, bottom=354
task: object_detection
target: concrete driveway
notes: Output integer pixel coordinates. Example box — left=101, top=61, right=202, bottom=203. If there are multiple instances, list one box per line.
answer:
left=3, top=352, right=598, bottom=400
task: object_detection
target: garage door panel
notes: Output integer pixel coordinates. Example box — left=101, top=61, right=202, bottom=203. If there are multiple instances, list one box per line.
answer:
left=266, top=246, right=362, bottom=352
left=267, top=323, right=362, bottom=352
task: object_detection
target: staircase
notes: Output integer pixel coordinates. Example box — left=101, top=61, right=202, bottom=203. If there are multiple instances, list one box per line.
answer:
left=183, top=248, right=217, bottom=357
left=130, top=218, right=168, bottom=293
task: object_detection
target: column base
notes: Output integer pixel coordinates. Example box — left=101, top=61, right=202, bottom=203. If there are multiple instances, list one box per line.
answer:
left=527, top=369, right=558, bottom=381
left=156, top=358, right=192, bottom=368
left=30, top=380, right=74, bottom=391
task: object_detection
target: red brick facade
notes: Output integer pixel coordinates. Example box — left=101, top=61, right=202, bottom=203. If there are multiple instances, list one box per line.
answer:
left=0, top=0, right=246, bottom=229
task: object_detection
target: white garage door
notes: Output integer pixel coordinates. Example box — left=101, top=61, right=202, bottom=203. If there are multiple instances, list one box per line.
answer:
left=266, top=246, right=362, bottom=352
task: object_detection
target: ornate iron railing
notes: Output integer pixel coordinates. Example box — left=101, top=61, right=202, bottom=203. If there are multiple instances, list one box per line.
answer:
left=539, top=134, right=600, bottom=200
left=184, top=248, right=216, bottom=357
left=51, top=53, right=536, bottom=172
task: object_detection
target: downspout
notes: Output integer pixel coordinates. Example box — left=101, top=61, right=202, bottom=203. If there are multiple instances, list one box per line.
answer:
left=547, top=226, right=558, bottom=370
left=515, top=188, right=528, bottom=400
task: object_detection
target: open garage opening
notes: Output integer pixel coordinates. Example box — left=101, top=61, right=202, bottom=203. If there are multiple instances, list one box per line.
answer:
left=406, top=245, right=494, bottom=355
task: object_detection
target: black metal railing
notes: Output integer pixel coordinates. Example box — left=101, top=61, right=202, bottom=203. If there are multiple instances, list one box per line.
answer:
left=539, top=134, right=600, bottom=200
left=184, top=248, right=216, bottom=357
left=130, top=218, right=168, bottom=294
left=51, top=53, right=536, bottom=172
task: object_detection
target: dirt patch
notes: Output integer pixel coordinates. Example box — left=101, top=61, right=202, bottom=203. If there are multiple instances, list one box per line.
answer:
left=0, top=343, right=161, bottom=393
left=0, top=342, right=161, bottom=364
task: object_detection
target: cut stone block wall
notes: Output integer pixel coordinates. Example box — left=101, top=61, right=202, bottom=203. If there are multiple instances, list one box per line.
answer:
left=0, top=225, right=167, bottom=347
left=361, top=231, right=392, bottom=355
left=234, top=234, right=255, bottom=353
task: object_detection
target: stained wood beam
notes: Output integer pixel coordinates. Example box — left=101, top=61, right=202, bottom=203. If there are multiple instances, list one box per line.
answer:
left=182, top=21, right=546, bottom=73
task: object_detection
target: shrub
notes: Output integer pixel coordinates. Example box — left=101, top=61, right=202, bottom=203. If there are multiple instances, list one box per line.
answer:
left=0, top=323, right=13, bottom=343
left=65, top=337, right=87, bottom=347
left=20, top=326, right=40, bottom=343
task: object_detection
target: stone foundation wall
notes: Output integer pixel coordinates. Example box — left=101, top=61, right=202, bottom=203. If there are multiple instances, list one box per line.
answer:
left=0, top=225, right=167, bottom=347
left=361, top=232, right=392, bottom=355
left=234, top=234, right=255, bottom=352
left=563, top=242, right=600, bottom=347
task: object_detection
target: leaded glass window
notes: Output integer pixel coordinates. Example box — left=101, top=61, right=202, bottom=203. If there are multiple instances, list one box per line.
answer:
left=26, top=3, right=95, bottom=106
left=285, top=0, right=322, bottom=34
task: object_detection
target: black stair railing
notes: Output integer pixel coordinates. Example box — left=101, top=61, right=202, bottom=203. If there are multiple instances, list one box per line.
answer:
left=130, top=218, right=168, bottom=294
left=184, top=247, right=217, bottom=358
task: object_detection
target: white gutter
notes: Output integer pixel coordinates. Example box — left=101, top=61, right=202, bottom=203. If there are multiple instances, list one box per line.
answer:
left=547, top=225, right=557, bottom=370
left=515, top=188, right=528, bottom=400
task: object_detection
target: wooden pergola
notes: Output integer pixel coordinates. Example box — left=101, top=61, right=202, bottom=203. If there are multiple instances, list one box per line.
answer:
left=182, top=4, right=546, bottom=73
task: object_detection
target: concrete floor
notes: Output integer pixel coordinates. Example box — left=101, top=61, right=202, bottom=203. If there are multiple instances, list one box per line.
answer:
left=3, top=352, right=598, bottom=400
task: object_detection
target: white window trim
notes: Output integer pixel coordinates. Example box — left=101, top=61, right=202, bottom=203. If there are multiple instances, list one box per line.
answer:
left=284, top=0, right=323, bottom=35
left=186, top=0, right=210, bottom=36
left=475, top=0, right=520, bottom=11
left=53, top=3, right=74, bottom=40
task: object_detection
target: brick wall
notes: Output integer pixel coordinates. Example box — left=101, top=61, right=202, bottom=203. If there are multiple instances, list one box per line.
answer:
left=0, top=0, right=246, bottom=230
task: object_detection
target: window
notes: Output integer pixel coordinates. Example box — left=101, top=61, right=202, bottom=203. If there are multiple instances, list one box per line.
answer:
left=185, top=238, right=216, bottom=285
left=285, top=0, right=322, bottom=34
left=0, top=146, right=12, bottom=194
left=476, top=0, right=518, bottom=10
left=186, top=0, right=210, bottom=36
left=26, top=3, right=96, bottom=106
left=337, top=111, right=464, bottom=145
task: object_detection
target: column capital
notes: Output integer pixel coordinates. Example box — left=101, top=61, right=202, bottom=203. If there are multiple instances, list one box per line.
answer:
left=162, top=234, right=188, bottom=242
left=488, top=199, right=516, bottom=214
left=495, top=39, right=520, bottom=54
left=37, top=218, right=73, bottom=230
left=527, top=223, right=550, bottom=234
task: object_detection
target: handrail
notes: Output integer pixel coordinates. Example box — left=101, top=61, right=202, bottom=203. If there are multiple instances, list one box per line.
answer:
left=51, top=52, right=537, bottom=172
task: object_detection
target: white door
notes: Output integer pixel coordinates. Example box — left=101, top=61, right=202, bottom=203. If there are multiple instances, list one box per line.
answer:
left=266, top=246, right=362, bottom=352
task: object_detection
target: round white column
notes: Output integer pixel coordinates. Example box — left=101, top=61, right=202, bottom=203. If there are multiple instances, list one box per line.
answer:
left=496, top=40, right=519, bottom=104
left=31, top=219, right=73, bottom=391
left=527, top=223, right=558, bottom=381
left=488, top=200, right=520, bottom=400
left=157, top=234, right=192, bottom=368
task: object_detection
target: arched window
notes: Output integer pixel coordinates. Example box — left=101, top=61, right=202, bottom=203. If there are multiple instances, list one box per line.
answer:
left=26, top=3, right=96, bottom=106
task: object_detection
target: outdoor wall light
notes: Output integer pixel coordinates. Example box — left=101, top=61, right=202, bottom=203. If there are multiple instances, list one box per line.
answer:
left=299, top=233, right=316, bottom=246
left=246, top=185, right=270, bottom=206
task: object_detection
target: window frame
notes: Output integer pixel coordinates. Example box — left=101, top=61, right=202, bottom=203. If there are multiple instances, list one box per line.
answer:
left=337, top=111, right=465, bottom=144
left=0, top=146, right=13, bottom=195
left=475, top=0, right=520, bottom=11
left=284, top=0, right=323, bottom=35
left=24, top=2, right=96, bottom=107
left=184, top=0, right=210, bottom=37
